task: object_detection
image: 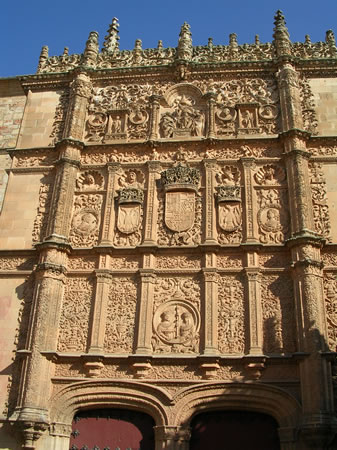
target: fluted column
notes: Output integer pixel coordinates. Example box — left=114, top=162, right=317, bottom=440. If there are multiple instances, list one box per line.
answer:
left=149, top=95, right=161, bottom=141
left=204, top=92, right=217, bottom=139
left=143, top=161, right=161, bottom=245
left=135, top=271, right=156, bottom=354
left=245, top=265, right=263, bottom=355
left=202, top=270, right=219, bottom=355
left=99, top=163, right=120, bottom=245
left=203, top=159, right=217, bottom=244
left=240, top=158, right=258, bottom=242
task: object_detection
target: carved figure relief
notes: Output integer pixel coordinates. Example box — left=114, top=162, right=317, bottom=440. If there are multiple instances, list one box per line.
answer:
left=85, top=84, right=151, bottom=142
left=159, top=84, right=205, bottom=138
left=255, top=165, right=288, bottom=244
left=114, top=169, right=145, bottom=246
left=32, top=174, right=54, bottom=244
left=212, top=78, right=280, bottom=136
left=69, top=194, right=103, bottom=247
left=104, top=277, right=137, bottom=353
left=218, top=276, right=245, bottom=354
left=216, top=166, right=242, bottom=244
left=76, top=170, right=104, bottom=191
left=153, top=277, right=200, bottom=353
left=58, top=277, right=93, bottom=352
left=323, top=274, right=337, bottom=351
left=309, top=162, right=331, bottom=241
left=158, top=163, right=201, bottom=246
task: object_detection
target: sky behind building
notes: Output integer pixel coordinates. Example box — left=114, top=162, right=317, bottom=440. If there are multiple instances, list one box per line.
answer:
left=1, top=0, right=337, bottom=77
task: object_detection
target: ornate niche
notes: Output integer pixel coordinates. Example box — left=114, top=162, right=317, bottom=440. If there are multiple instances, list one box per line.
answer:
left=212, top=78, right=280, bottom=137
left=114, top=169, right=145, bottom=246
left=152, top=277, right=200, bottom=353
left=85, top=84, right=151, bottom=143
left=254, top=165, right=289, bottom=244
left=215, top=166, right=242, bottom=244
left=159, top=84, right=206, bottom=139
left=157, top=162, right=201, bottom=246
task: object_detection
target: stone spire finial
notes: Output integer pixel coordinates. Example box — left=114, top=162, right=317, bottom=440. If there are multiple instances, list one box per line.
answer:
left=83, top=31, right=99, bottom=67
left=37, top=46, right=49, bottom=72
left=326, top=30, right=337, bottom=57
left=273, top=10, right=291, bottom=56
left=177, top=22, right=193, bottom=60
left=103, top=17, right=120, bottom=53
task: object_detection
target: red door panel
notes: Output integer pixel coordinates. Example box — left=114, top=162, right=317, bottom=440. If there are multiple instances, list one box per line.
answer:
left=69, top=409, right=155, bottom=450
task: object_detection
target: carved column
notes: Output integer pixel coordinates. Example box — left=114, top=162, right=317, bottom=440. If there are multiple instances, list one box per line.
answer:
left=143, top=161, right=160, bottom=246
left=45, top=141, right=81, bottom=243
left=17, top=262, right=66, bottom=444
left=245, top=262, right=263, bottom=355
left=154, top=426, right=191, bottom=450
left=241, top=158, right=258, bottom=242
left=204, top=92, right=217, bottom=139
left=135, top=270, right=156, bottom=354
left=203, top=159, right=217, bottom=244
left=88, top=271, right=111, bottom=353
left=149, top=95, right=161, bottom=141
left=202, top=270, right=219, bottom=355
left=99, top=163, right=120, bottom=245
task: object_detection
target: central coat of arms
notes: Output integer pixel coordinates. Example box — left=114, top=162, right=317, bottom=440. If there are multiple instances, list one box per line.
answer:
left=165, top=191, right=195, bottom=232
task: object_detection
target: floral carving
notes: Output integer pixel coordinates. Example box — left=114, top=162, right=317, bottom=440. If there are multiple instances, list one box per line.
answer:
left=67, top=257, right=97, bottom=270
left=218, top=275, right=245, bottom=354
left=32, top=173, right=54, bottom=244
left=309, top=162, right=331, bottom=241
left=217, top=254, right=242, bottom=269
left=49, top=89, right=69, bottom=145
left=155, top=255, right=201, bottom=269
left=299, top=76, right=318, bottom=135
left=110, top=256, right=140, bottom=269
left=104, top=277, right=137, bottom=353
left=261, top=274, right=296, bottom=354
left=14, top=151, right=57, bottom=168
left=0, top=257, right=36, bottom=271
left=69, top=194, right=103, bottom=247
left=324, top=274, right=337, bottom=351
left=58, top=277, right=93, bottom=352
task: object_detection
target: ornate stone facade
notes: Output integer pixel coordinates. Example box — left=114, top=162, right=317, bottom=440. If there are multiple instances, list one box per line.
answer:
left=0, top=11, right=337, bottom=449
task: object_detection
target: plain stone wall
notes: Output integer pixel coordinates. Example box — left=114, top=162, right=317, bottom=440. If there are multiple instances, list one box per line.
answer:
left=310, top=78, right=337, bottom=136
left=0, top=80, right=26, bottom=150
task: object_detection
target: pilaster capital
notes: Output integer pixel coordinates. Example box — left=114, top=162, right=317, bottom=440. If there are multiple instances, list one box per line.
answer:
left=138, top=269, right=156, bottom=283
left=154, top=425, right=191, bottom=441
left=202, top=269, right=219, bottom=282
left=35, top=262, right=67, bottom=281
left=244, top=269, right=261, bottom=281
left=95, top=270, right=113, bottom=282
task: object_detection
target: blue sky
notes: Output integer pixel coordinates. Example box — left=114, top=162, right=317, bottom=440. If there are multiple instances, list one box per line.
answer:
left=2, top=0, right=337, bottom=77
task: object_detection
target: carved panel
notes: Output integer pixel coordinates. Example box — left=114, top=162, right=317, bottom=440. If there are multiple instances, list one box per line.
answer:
left=217, top=254, right=242, bottom=269
left=0, top=257, right=37, bottom=271
left=299, top=76, right=318, bottom=135
left=155, top=255, right=201, bottom=269
left=309, top=162, right=331, bottom=241
left=261, top=274, right=296, bottom=354
left=323, top=274, right=337, bottom=351
left=152, top=276, right=200, bottom=353
left=69, top=194, right=103, bottom=247
left=67, top=256, right=98, bottom=271
left=32, top=173, right=54, bottom=244
left=57, top=277, right=94, bottom=352
left=76, top=170, right=105, bottom=191
left=110, top=256, right=140, bottom=270
left=218, top=275, right=245, bottom=354
left=104, top=277, right=138, bottom=353
left=49, top=89, right=69, bottom=145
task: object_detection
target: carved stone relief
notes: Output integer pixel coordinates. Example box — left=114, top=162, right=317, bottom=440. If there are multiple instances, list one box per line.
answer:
left=155, top=255, right=201, bottom=269
left=218, top=275, right=245, bottom=354
left=299, top=77, right=318, bottom=135
left=69, top=194, right=103, bottom=247
left=32, top=173, right=54, bottom=244
left=323, top=274, right=337, bottom=351
left=67, top=256, right=97, bottom=270
left=210, top=78, right=280, bottom=137
left=104, top=277, right=137, bottom=353
left=157, top=163, right=202, bottom=246
left=254, top=165, right=288, bottom=244
left=57, top=277, right=93, bottom=352
left=85, top=84, right=152, bottom=142
left=215, top=166, right=242, bottom=244
left=113, top=169, right=145, bottom=246
left=49, top=90, right=69, bottom=145
left=159, top=84, right=205, bottom=139
left=260, top=274, right=296, bottom=354
left=153, top=277, right=200, bottom=353
left=76, top=170, right=105, bottom=191
left=309, top=162, right=331, bottom=241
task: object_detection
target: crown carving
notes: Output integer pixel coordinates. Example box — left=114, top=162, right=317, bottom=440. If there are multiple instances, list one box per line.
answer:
left=117, top=187, right=144, bottom=204
left=215, top=185, right=241, bottom=202
left=161, top=163, right=200, bottom=191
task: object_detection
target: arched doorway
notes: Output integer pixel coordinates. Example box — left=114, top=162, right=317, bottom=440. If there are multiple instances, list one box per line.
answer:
left=190, top=410, right=280, bottom=450
left=69, top=408, right=155, bottom=450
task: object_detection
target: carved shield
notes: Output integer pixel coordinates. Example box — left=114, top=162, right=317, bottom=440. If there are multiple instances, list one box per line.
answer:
left=165, top=191, right=195, bottom=232
left=117, top=204, right=141, bottom=234
left=218, top=203, right=241, bottom=232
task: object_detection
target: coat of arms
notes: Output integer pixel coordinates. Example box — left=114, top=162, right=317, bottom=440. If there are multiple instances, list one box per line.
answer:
left=165, top=191, right=195, bottom=232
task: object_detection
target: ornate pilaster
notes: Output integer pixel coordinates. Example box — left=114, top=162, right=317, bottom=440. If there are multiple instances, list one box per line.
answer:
left=88, top=271, right=112, bottom=353
left=99, top=163, right=120, bottom=245
left=241, top=158, right=258, bottom=242
left=204, top=92, right=217, bottom=139
left=143, top=161, right=161, bottom=245
left=135, top=270, right=156, bottom=354
left=17, top=262, right=66, bottom=439
left=202, top=270, right=219, bottom=355
left=203, top=159, right=217, bottom=244
left=154, top=426, right=191, bottom=450
left=245, top=259, right=263, bottom=355
left=45, top=140, right=82, bottom=243
left=149, top=95, right=161, bottom=141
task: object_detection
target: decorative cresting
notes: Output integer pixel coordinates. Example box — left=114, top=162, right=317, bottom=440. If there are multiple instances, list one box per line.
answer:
left=161, top=162, right=200, bottom=235
left=36, top=17, right=337, bottom=74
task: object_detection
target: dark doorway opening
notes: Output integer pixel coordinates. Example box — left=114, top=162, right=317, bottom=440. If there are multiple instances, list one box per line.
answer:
left=69, top=408, right=155, bottom=450
left=190, top=410, right=280, bottom=450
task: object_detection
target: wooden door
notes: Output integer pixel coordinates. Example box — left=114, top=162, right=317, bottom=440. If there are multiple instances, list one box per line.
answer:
left=69, top=409, right=155, bottom=450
